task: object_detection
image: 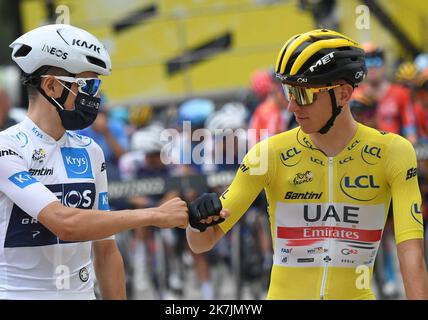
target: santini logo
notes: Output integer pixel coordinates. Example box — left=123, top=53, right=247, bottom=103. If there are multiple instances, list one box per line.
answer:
left=0, top=149, right=23, bottom=159
left=29, top=168, right=53, bottom=176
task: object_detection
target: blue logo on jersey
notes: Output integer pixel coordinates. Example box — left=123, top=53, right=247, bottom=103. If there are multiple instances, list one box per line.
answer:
left=8, top=171, right=38, bottom=188
left=99, top=192, right=110, bottom=210
left=61, top=147, right=93, bottom=179
left=66, top=132, right=92, bottom=147
left=11, top=131, right=29, bottom=147
left=32, top=126, right=44, bottom=139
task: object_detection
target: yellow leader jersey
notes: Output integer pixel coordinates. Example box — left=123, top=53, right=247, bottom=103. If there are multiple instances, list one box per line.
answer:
left=219, top=123, right=424, bottom=300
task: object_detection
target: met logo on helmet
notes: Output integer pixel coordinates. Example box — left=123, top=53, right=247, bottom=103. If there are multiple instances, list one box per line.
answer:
left=42, top=44, right=68, bottom=60
left=309, top=52, right=335, bottom=73
left=72, top=39, right=101, bottom=53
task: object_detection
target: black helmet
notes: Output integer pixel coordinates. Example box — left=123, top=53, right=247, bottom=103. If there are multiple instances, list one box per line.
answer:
left=275, top=29, right=367, bottom=88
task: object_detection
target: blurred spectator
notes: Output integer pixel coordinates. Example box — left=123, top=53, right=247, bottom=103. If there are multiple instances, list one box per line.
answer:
left=174, top=98, right=215, bottom=174
left=394, top=61, right=418, bottom=86
left=248, top=70, right=289, bottom=147
left=77, top=94, right=129, bottom=180
left=353, top=42, right=417, bottom=143
left=414, top=70, right=428, bottom=144
left=128, top=103, right=153, bottom=132
left=349, top=90, right=378, bottom=128
left=204, top=102, right=248, bottom=172
left=0, top=88, right=17, bottom=131
left=299, top=0, right=339, bottom=30
left=415, top=53, right=428, bottom=72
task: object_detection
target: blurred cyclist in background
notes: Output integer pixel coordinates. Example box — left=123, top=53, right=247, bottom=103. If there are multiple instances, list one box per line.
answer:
left=353, top=42, right=417, bottom=144
left=248, top=70, right=289, bottom=147
left=0, top=88, right=17, bottom=131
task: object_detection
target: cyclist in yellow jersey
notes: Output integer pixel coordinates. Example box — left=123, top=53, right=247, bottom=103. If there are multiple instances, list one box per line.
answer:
left=186, top=29, right=428, bottom=299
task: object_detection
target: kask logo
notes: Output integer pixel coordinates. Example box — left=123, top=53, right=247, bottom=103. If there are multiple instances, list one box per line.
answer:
left=72, top=39, right=101, bottom=53
left=61, top=147, right=93, bottom=179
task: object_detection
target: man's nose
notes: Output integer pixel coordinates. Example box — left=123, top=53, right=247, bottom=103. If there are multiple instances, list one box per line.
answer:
left=287, top=98, right=300, bottom=113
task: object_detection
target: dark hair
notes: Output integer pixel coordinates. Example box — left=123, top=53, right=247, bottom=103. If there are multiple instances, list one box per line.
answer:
left=25, top=66, right=69, bottom=101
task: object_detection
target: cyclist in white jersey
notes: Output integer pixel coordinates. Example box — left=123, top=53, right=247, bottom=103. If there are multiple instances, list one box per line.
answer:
left=1, top=24, right=189, bottom=300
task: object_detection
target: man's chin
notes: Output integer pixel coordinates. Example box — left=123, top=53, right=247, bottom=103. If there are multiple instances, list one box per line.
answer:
left=298, top=125, right=317, bottom=134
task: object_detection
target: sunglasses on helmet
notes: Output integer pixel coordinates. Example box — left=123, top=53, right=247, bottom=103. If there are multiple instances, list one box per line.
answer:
left=41, top=75, right=102, bottom=97
left=282, top=84, right=342, bottom=106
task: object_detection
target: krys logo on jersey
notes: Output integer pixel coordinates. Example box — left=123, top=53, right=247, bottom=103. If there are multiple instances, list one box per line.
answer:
left=339, top=174, right=381, bottom=201
left=61, top=147, right=93, bottom=179
left=276, top=204, right=383, bottom=245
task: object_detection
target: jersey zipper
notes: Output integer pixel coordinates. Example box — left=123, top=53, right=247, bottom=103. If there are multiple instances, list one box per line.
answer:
left=320, top=157, right=333, bottom=300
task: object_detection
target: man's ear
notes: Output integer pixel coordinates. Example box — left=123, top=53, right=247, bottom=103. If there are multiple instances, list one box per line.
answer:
left=337, top=84, right=354, bottom=105
left=40, top=75, right=61, bottom=98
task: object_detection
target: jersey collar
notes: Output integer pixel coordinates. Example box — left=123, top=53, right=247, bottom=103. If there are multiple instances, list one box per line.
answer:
left=296, top=122, right=363, bottom=157
left=22, top=116, right=68, bottom=145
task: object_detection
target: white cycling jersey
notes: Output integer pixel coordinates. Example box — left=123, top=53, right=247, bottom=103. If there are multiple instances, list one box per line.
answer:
left=0, top=116, right=111, bottom=300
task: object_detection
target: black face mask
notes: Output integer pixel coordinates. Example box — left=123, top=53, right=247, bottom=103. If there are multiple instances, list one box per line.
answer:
left=56, top=92, right=100, bottom=130
left=38, top=80, right=100, bottom=131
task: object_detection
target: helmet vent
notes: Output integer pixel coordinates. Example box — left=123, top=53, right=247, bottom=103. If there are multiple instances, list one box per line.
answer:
left=86, top=55, right=106, bottom=69
left=14, top=44, right=32, bottom=58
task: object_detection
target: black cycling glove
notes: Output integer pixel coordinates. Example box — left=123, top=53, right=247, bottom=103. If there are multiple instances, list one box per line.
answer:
left=188, top=193, right=225, bottom=232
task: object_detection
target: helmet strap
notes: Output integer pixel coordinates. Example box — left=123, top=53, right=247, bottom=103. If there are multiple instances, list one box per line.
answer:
left=318, top=85, right=343, bottom=134
left=36, top=73, right=75, bottom=112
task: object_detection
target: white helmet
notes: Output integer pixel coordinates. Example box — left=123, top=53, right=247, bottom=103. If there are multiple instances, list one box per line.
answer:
left=10, top=24, right=111, bottom=76
left=205, top=102, right=247, bottom=132
left=131, top=123, right=166, bottom=154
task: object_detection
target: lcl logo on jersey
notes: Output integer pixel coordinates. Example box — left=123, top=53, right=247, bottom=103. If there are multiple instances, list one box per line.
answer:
left=361, top=144, right=382, bottom=165
left=339, top=175, right=380, bottom=201
left=280, top=147, right=302, bottom=167
left=61, top=147, right=93, bottom=179
left=410, top=202, right=423, bottom=226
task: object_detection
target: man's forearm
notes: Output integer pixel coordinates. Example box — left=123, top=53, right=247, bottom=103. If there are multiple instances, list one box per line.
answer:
left=186, top=225, right=222, bottom=254
left=400, top=259, right=428, bottom=299
left=94, top=243, right=126, bottom=300
left=397, top=239, right=428, bottom=299
left=38, top=202, right=157, bottom=241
